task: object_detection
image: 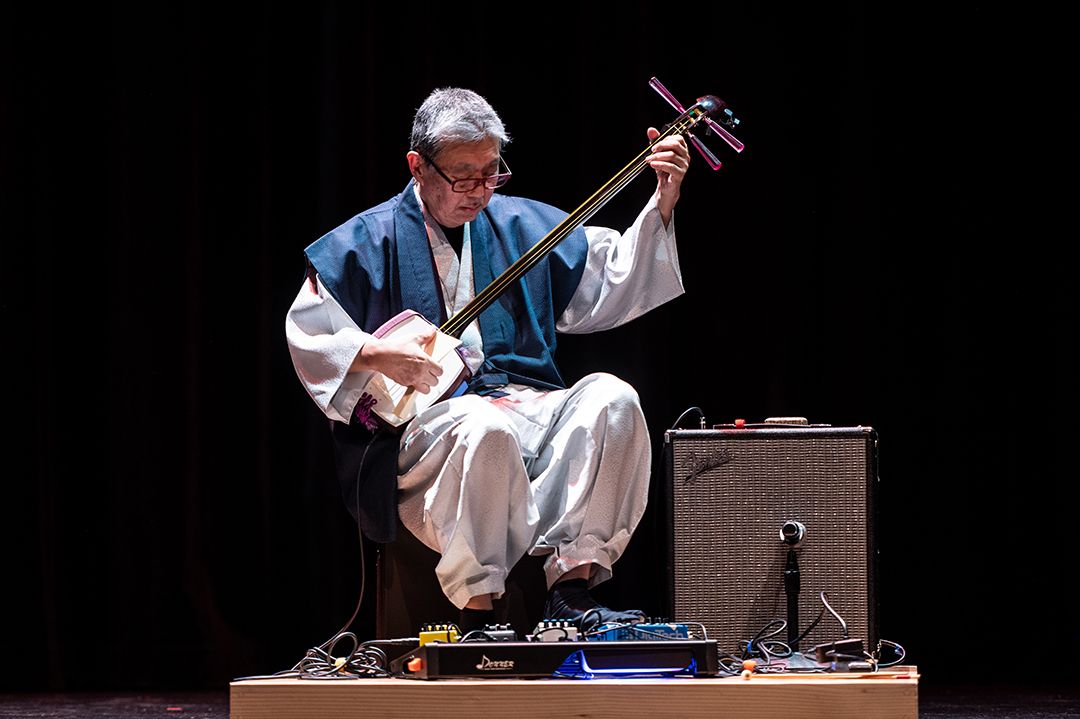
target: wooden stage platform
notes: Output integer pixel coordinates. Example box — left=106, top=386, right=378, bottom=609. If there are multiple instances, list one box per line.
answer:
left=229, top=666, right=919, bottom=718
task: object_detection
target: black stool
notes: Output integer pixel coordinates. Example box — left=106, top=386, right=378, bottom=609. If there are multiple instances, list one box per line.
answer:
left=375, top=519, right=548, bottom=640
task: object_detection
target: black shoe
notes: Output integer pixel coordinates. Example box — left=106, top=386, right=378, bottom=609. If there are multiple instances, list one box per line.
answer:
left=457, top=607, right=496, bottom=635
left=543, top=578, right=645, bottom=632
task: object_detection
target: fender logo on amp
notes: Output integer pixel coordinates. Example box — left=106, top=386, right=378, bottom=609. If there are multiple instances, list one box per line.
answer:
left=682, top=449, right=734, bottom=483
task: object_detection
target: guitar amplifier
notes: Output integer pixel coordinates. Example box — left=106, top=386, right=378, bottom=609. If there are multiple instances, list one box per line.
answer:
left=662, top=422, right=879, bottom=656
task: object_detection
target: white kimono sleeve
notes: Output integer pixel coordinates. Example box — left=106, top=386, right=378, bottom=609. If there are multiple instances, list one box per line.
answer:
left=557, top=193, right=685, bottom=333
left=284, top=273, right=375, bottom=423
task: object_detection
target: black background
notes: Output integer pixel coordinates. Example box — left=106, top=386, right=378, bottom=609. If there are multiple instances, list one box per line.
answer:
left=3, top=1, right=1073, bottom=691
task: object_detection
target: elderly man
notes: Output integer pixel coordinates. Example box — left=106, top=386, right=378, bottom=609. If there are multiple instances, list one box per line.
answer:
left=286, top=87, right=691, bottom=633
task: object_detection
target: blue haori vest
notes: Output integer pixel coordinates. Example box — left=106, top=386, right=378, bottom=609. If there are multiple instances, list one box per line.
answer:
left=303, top=182, right=588, bottom=542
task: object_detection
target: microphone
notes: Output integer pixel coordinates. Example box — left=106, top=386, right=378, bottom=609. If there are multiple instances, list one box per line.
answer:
left=781, top=520, right=806, bottom=547
left=781, top=520, right=806, bottom=650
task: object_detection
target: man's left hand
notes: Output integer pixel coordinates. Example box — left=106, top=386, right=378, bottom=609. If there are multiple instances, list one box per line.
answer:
left=646, top=127, right=691, bottom=227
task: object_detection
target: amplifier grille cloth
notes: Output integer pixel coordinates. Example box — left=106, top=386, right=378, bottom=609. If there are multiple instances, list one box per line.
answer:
left=671, top=435, right=871, bottom=654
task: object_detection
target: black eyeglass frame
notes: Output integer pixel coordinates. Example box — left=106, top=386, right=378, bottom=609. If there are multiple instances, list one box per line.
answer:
left=418, top=152, right=512, bottom=193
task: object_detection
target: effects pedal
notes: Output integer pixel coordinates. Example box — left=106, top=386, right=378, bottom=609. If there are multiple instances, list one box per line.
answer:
left=532, top=620, right=580, bottom=642
left=472, top=624, right=517, bottom=641
left=811, top=638, right=866, bottom=663
left=418, top=624, right=460, bottom=646
left=589, top=621, right=691, bottom=642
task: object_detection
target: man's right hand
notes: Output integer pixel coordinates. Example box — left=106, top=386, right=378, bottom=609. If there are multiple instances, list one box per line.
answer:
left=351, top=325, right=443, bottom=394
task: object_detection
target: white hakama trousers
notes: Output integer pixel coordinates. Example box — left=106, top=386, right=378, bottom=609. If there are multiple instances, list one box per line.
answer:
left=396, top=372, right=651, bottom=609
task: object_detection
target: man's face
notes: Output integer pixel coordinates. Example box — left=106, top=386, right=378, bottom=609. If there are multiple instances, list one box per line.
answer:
left=410, top=138, right=500, bottom=228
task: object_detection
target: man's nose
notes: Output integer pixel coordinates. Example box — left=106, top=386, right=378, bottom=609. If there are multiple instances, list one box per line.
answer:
left=465, top=181, right=488, bottom=198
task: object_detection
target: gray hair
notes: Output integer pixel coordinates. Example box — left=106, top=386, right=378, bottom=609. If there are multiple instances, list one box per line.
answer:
left=409, top=88, right=510, bottom=160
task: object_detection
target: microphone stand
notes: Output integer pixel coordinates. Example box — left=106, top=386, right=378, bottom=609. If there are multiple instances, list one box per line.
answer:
left=784, top=548, right=801, bottom=651
left=780, top=520, right=807, bottom=651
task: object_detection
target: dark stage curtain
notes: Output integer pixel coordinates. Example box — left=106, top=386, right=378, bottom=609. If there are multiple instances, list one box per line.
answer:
left=3, top=2, right=1073, bottom=690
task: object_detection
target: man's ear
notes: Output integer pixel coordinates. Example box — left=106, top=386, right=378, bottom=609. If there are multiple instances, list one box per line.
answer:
left=406, top=151, right=424, bottom=182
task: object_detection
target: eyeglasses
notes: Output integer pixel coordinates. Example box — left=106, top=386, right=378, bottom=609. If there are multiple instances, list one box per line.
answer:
left=420, top=152, right=512, bottom=193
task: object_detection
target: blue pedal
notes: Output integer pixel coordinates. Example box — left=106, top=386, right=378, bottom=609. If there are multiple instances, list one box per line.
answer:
left=588, top=622, right=691, bottom=642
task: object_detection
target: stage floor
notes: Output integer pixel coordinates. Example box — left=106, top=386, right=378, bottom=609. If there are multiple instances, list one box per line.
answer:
left=229, top=666, right=919, bottom=719
left=5, top=679, right=1080, bottom=718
